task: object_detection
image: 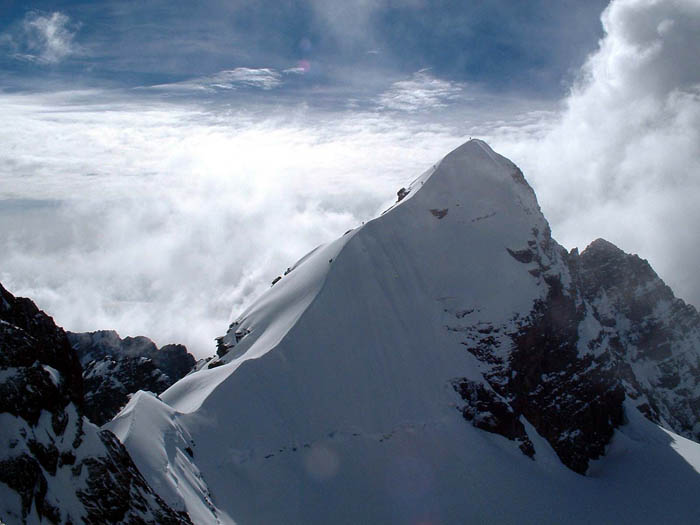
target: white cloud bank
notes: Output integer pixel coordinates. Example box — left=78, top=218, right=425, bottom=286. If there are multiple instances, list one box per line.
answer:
left=0, top=93, right=463, bottom=357
left=488, top=0, right=700, bottom=304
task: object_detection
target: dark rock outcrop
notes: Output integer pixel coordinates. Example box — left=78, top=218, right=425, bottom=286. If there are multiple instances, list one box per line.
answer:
left=577, top=238, right=700, bottom=442
left=451, top=378, right=535, bottom=457
left=67, top=331, right=195, bottom=425
left=450, top=227, right=626, bottom=474
left=450, top=229, right=700, bottom=475
left=0, top=283, right=191, bottom=524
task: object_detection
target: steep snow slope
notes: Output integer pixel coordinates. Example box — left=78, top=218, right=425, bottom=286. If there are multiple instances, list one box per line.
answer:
left=115, top=140, right=700, bottom=524
left=108, top=392, right=224, bottom=524
left=161, top=234, right=350, bottom=414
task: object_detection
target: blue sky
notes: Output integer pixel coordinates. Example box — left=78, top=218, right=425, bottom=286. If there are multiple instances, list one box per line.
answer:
left=1, top=0, right=699, bottom=357
left=1, top=0, right=607, bottom=99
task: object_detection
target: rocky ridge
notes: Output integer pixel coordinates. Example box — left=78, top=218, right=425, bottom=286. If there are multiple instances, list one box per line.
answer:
left=0, top=283, right=190, bottom=525
left=67, top=331, right=195, bottom=425
left=576, top=238, right=700, bottom=439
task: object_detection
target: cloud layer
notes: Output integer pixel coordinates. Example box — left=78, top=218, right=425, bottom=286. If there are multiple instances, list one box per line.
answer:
left=0, top=93, right=464, bottom=357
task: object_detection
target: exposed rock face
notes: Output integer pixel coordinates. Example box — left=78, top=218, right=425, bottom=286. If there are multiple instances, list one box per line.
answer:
left=451, top=228, right=700, bottom=474
left=449, top=225, right=626, bottom=473
left=577, top=238, right=700, bottom=441
left=67, top=331, right=195, bottom=425
left=0, top=283, right=190, bottom=524
left=451, top=378, right=535, bottom=457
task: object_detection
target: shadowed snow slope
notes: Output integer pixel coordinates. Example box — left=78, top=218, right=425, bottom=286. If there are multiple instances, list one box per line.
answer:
left=114, top=140, right=700, bottom=524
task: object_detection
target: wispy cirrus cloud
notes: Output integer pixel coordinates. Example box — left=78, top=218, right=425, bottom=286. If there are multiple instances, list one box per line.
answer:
left=377, top=69, right=467, bottom=111
left=2, top=11, right=81, bottom=64
left=151, top=67, right=284, bottom=92
left=282, top=65, right=308, bottom=75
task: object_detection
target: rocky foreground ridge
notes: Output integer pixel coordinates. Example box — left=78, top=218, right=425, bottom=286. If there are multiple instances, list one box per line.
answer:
left=0, top=283, right=191, bottom=524
left=67, top=330, right=195, bottom=425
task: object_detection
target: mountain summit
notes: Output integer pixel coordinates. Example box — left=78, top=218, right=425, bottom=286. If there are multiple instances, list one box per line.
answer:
left=110, top=140, right=700, bottom=524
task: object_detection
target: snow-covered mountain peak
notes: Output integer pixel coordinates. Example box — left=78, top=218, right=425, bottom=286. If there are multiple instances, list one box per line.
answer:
left=4, top=140, right=700, bottom=524
left=165, top=139, right=557, bottom=413
left=112, top=140, right=700, bottom=523
left=397, top=138, right=543, bottom=224
left=436, top=138, right=510, bottom=173
left=434, top=138, right=525, bottom=185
